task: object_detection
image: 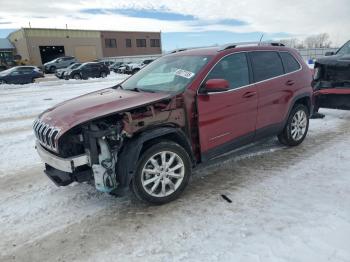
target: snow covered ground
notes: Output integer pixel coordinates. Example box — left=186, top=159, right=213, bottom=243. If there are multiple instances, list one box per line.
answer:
left=0, top=74, right=350, bottom=262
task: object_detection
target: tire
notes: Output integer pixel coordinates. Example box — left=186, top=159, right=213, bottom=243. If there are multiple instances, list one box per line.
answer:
left=278, top=104, right=309, bottom=146
left=0, top=80, right=6, bottom=84
left=49, top=66, right=56, bottom=73
left=131, top=141, right=192, bottom=205
left=100, top=71, right=107, bottom=78
left=73, top=74, right=81, bottom=80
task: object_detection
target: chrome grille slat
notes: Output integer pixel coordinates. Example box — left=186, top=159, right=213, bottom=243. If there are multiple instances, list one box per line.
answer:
left=32, top=119, right=61, bottom=152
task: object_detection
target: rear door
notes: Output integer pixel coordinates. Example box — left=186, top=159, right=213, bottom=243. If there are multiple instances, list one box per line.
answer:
left=82, top=64, right=93, bottom=78
left=249, top=51, right=294, bottom=134
left=197, top=52, right=258, bottom=159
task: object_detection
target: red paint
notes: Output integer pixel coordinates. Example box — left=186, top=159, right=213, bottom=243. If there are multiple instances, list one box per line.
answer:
left=314, top=88, right=350, bottom=95
left=39, top=88, right=170, bottom=135
left=37, top=45, right=313, bottom=162
left=204, top=79, right=229, bottom=91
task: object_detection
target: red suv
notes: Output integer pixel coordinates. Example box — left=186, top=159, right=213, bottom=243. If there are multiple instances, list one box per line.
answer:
left=34, top=42, right=313, bottom=204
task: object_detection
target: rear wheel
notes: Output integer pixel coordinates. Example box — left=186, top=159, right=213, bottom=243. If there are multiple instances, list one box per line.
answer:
left=100, top=71, right=107, bottom=78
left=131, top=141, right=191, bottom=205
left=278, top=104, right=309, bottom=146
left=73, top=74, right=81, bottom=80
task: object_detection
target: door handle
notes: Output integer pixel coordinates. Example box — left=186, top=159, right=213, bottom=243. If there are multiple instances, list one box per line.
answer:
left=286, top=80, right=295, bottom=86
left=242, top=91, right=257, bottom=98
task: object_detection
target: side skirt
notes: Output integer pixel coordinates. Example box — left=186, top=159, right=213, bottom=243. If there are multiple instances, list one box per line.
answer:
left=201, top=123, right=284, bottom=163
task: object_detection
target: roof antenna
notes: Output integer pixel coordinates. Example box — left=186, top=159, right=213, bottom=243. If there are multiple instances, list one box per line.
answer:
left=259, top=34, right=264, bottom=45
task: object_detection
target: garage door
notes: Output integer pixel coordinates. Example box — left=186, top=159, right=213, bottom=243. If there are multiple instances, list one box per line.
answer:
left=74, top=46, right=97, bottom=62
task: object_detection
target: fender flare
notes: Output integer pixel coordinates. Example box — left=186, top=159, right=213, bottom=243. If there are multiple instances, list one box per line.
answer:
left=115, top=127, right=194, bottom=191
left=285, top=92, right=313, bottom=123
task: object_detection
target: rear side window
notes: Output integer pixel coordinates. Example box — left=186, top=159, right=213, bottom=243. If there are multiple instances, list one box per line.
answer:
left=250, top=51, right=284, bottom=82
left=280, top=52, right=301, bottom=73
left=206, top=53, right=250, bottom=90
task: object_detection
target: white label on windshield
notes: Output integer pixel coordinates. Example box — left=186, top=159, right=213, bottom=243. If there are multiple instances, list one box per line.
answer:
left=175, top=69, right=195, bottom=79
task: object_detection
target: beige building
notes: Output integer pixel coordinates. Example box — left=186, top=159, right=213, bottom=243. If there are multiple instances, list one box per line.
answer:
left=8, top=28, right=162, bottom=66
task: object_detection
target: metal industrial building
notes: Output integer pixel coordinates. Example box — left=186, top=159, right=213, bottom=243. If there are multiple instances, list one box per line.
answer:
left=8, top=28, right=162, bottom=66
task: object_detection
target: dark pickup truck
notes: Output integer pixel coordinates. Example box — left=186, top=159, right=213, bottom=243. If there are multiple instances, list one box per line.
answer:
left=313, top=40, right=350, bottom=111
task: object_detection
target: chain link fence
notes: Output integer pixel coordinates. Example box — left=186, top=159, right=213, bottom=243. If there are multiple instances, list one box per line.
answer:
left=297, top=48, right=338, bottom=62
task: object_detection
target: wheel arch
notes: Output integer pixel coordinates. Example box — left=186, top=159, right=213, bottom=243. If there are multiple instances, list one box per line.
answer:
left=115, top=126, right=194, bottom=191
left=288, top=93, right=313, bottom=118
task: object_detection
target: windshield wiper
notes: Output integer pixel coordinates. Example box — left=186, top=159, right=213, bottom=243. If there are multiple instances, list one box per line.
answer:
left=127, top=87, right=156, bottom=93
left=112, top=84, right=123, bottom=89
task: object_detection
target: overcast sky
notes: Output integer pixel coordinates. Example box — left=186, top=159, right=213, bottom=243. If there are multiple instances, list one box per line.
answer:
left=0, top=0, right=349, bottom=50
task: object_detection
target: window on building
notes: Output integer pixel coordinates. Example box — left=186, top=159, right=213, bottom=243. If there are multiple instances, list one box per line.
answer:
left=250, top=51, right=284, bottom=82
left=150, top=39, right=160, bottom=47
left=105, top=38, right=117, bottom=48
left=125, top=39, right=132, bottom=48
left=136, top=39, right=147, bottom=48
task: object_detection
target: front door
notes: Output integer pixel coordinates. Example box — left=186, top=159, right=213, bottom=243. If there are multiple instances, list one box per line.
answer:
left=197, top=52, right=258, bottom=160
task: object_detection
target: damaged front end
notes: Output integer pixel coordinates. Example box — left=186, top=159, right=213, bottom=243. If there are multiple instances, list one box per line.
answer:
left=35, top=115, right=124, bottom=193
left=313, top=47, right=350, bottom=111
left=34, top=94, right=184, bottom=194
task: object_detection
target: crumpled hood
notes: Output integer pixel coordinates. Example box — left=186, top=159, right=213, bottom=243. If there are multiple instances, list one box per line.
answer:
left=39, top=88, right=171, bottom=134
left=316, top=54, right=350, bottom=67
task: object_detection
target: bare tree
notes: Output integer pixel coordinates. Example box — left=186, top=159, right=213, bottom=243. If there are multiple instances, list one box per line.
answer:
left=279, top=38, right=300, bottom=48
left=304, top=33, right=332, bottom=48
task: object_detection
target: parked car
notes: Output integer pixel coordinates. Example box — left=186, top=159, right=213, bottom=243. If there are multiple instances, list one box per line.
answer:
left=141, top=59, right=154, bottom=66
left=124, top=62, right=142, bottom=74
left=64, top=62, right=110, bottom=80
left=109, top=62, right=124, bottom=72
left=100, top=60, right=115, bottom=67
left=33, top=42, right=313, bottom=204
left=124, top=59, right=156, bottom=75
left=0, top=66, right=44, bottom=84
left=116, top=62, right=132, bottom=74
left=313, top=40, right=350, bottom=113
left=55, top=63, right=81, bottom=79
left=44, top=56, right=77, bottom=73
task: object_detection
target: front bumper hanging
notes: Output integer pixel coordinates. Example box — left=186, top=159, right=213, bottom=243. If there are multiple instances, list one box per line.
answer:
left=35, top=141, right=89, bottom=173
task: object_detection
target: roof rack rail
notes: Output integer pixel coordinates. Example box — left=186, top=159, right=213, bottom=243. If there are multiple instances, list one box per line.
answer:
left=170, top=48, right=188, bottom=54
left=169, top=45, right=218, bottom=54
left=218, top=41, right=285, bottom=52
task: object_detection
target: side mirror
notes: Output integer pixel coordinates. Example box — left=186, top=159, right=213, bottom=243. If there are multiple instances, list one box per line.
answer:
left=325, top=52, right=334, bottom=56
left=202, top=79, right=229, bottom=93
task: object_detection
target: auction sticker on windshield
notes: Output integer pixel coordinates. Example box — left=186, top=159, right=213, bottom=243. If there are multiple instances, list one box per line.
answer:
left=175, top=69, right=195, bottom=79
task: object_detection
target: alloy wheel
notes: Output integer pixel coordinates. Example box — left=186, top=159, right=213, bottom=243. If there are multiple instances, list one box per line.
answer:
left=291, top=110, right=307, bottom=141
left=141, top=151, right=185, bottom=197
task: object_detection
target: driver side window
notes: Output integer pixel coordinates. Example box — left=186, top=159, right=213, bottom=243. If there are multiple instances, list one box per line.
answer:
left=206, top=53, right=250, bottom=90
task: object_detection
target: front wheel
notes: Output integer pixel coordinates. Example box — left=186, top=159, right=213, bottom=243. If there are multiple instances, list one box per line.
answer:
left=0, top=80, right=6, bottom=84
left=278, top=104, right=309, bottom=146
left=49, top=66, right=56, bottom=73
left=100, top=71, right=107, bottom=78
left=131, top=141, right=191, bottom=205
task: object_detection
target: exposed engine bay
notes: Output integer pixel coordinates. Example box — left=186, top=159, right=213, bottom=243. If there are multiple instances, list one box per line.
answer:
left=36, top=96, right=186, bottom=194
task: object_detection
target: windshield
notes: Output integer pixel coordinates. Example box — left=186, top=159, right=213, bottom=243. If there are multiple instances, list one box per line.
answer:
left=69, top=63, right=81, bottom=69
left=121, top=55, right=212, bottom=93
left=0, top=67, right=17, bottom=76
left=336, top=40, right=350, bottom=55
